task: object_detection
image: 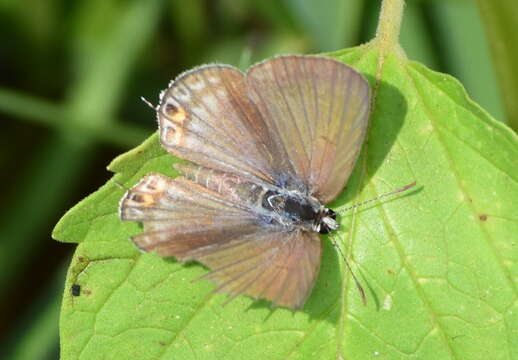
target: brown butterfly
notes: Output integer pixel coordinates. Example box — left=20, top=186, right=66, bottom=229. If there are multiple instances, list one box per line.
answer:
left=119, top=55, right=371, bottom=309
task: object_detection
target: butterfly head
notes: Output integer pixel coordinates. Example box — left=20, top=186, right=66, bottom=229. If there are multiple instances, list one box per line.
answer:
left=315, top=208, right=338, bottom=234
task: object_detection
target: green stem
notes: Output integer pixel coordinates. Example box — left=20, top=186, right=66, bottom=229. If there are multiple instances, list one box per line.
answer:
left=375, top=0, right=405, bottom=53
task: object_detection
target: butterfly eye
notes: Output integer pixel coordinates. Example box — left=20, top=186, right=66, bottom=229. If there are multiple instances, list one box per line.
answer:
left=317, top=208, right=338, bottom=234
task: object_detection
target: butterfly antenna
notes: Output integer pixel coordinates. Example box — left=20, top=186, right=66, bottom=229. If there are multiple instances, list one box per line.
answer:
left=336, top=181, right=416, bottom=215
left=330, top=236, right=366, bottom=305
left=140, top=96, right=157, bottom=110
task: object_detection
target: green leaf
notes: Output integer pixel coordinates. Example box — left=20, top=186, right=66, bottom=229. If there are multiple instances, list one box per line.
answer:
left=53, top=44, right=518, bottom=359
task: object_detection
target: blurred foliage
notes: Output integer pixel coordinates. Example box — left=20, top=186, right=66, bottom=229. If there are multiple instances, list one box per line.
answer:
left=477, top=0, right=518, bottom=131
left=0, top=0, right=514, bottom=358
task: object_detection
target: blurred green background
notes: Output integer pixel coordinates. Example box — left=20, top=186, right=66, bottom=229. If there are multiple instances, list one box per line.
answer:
left=0, top=0, right=515, bottom=359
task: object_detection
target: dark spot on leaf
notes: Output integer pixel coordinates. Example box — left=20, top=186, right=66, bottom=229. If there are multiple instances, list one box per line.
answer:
left=78, top=257, right=85, bottom=263
left=71, top=284, right=81, bottom=296
left=159, top=341, right=166, bottom=346
left=387, top=269, right=395, bottom=275
left=83, top=289, right=92, bottom=296
left=452, top=335, right=465, bottom=341
left=479, top=214, right=488, bottom=221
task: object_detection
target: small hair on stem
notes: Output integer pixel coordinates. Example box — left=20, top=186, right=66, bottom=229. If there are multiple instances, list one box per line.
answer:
left=113, top=180, right=130, bottom=191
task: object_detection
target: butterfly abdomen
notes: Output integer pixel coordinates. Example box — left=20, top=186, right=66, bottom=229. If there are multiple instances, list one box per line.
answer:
left=174, top=163, right=334, bottom=233
left=174, top=163, right=268, bottom=208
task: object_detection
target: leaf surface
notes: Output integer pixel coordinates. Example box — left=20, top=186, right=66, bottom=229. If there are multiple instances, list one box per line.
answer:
left=53, top=44, right=518, bottom=360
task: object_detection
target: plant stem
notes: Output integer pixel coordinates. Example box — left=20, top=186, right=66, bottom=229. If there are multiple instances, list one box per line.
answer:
left=375, top=0, right=405, bottom=53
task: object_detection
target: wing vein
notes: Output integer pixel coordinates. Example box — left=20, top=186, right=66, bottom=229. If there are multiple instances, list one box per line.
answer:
left=248, top=81, right=299, bottom=181
left=276, top=57, right=311, bottom=168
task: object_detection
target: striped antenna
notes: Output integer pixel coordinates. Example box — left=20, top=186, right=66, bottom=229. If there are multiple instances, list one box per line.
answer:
left=140, top=96, right=157, bottom=110
left=330, top=236, right=367, bottom=305
left=331, top=181, right=416, bottom=305
left=336, top=182, right=416, bottom=215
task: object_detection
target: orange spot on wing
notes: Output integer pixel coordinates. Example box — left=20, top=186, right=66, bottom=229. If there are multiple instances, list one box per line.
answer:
left=172, top=108, right=187, bottom=125
left=131, top=193, right=156, bottom=207
left=164, top=103, right=188, bottom=125
left=162, top=125, right=184, bottom=146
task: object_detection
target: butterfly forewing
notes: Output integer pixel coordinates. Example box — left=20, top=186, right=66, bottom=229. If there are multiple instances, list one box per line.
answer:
left=158, top=65, right=294, bottom=186
left=247, top=56, right=370, bottom=202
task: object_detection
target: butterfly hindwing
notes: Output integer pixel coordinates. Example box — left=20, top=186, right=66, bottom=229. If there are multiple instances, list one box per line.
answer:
left=120, top=173, right=321, bottom=308
left=120, top=174, right=264, bottom=256
left=199, top=230, right=321, bottom=309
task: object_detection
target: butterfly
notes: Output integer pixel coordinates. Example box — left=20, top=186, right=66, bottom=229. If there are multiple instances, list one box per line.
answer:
left=119, top=55, right=371, bottom=309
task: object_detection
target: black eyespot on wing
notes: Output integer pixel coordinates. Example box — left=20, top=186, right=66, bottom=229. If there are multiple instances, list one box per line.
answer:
left=165, top=103, right=179, bottom=114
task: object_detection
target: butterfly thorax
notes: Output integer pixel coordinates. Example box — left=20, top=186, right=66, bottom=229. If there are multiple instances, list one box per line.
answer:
left=261, top=190, right=338, bottom=234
